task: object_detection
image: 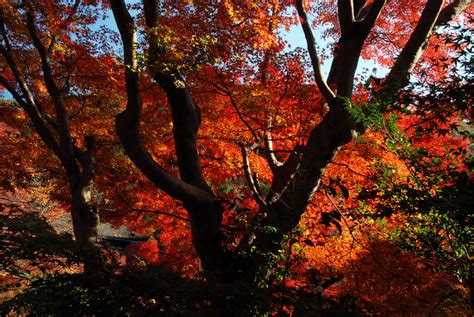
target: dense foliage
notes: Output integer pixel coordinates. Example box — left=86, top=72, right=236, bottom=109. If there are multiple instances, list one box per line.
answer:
left=1, top=0, right=473, bottom=315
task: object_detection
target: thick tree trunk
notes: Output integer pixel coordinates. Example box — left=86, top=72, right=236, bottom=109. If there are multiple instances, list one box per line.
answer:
left=186, top=201, right=224, bottom=273
left=111, top=0, right=227, bottom=275
left=70, top=188, right=100, bottom=271
left=70, top=136, right=99, bottom=245
left=109, top=0, right=469, bottom=283
left=71, top=188, right=99, bottom=244
left=68, top=137, right=101, bottom=271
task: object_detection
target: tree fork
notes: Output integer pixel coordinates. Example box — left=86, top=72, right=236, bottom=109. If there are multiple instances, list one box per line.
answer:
left=112, top=0, right=226, bottom=274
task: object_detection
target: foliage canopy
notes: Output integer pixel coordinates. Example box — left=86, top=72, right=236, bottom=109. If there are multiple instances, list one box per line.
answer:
left=1, top=0, right=473, bottom=315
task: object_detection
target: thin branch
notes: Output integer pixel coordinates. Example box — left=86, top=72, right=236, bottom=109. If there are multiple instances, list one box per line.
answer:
left=329, top=161, right=368, bottom=177
left=131, top=207, right=191, bottom=223
left=295, top=0, right=336, bottom=103
left=240, top=143, right=267, bottom=206
left=214, top=70, right=260, bottom=142
left=264, top=131, right=283, bottom=173
left=0, top=16, right=37, bottom=110
left=0, top=76, right=27, bottom=108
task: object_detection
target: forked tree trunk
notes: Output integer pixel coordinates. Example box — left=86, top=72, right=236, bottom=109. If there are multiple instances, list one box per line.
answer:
left=112, top=0, right=226, bottom=275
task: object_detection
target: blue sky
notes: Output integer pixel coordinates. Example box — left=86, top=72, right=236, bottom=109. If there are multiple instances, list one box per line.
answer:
left=284, top=23, right=387, bottom=80
left=1, top=5, right=386, bottom=100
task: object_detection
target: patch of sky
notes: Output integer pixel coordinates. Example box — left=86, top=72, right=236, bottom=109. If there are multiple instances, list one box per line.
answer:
left=282, top=18, right=389, bottom=86
left=1, top=2, right=390, bottom=101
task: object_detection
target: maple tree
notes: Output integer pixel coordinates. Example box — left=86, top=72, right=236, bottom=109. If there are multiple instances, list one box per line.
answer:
left=0, top=1, right=111, bottom=246
left=1, top=0, right=473, bottom=314
left=109, top=0, right=472, bottom=277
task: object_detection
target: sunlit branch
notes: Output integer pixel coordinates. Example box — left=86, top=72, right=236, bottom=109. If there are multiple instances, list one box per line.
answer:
left=264, top=131, right=283, bottom=173
left=240, top=143, right=267, bottom=206
left=435, top=0, right=473, bottom=28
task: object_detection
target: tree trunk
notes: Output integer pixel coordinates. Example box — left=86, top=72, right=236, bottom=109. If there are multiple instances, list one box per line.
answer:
left=70, top=189, right=100, bottom=271
left=185, top=201, right=225, bottom=273
left=70, top=136, right=99, bottom=245
left=68, top=137, right=100, bottom=270
left=240, top=100, right=354, bottom=255
left=71, top=189, right=99, bottom=244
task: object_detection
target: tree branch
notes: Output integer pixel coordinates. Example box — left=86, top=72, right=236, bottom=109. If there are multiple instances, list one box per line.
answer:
left=143, top=0, right=161, bottom=28
left=333, top=0, right=386, bottom=97
left=25, top=7, right=59, bottom=95
left=213, top=71, right=260, bottom=143
left=141, top=1, right=212, bottom=192
left=357, top=0, right=386, bottom=41
left=265, top=143, right=303, bottom=205
left=132, top=208, right=191, bottom=223
left=295, top=0, right=336, bottom=103
left=24, top=3, right=75, bottom=159
left=0, top=17, right=36, bottom=110
left=338, top=0, right=355, bottom=34
left=353, top=0, right=368, bottom=20
left=0, top=18, right=62, bottom=158
left=380, top=0, right=445, bottom=98
left=111, top=0, right=212, bottom=205
left=435, top=0, right=472, bottom=28
left=264, top=131, right=283, bottom=173
left=240, top=143, right=267, bottom=206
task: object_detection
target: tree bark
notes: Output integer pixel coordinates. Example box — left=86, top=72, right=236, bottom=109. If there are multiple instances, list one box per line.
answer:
left=111, top=0, right=225, bottom=274
left=245, top=0, right=469, bottom=275
left=381, top=0, right=445, bottom=97
left=70, top=136, right=99, bottom=244
left=71, top=192, right=99, bottom=244
left=239, top=1, right=386, bottom=259
left=240, top=99, right=353, bottom=256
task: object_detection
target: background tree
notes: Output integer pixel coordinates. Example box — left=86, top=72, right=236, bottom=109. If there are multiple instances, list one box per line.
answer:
left=0, top=1, right=111, bottom=244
